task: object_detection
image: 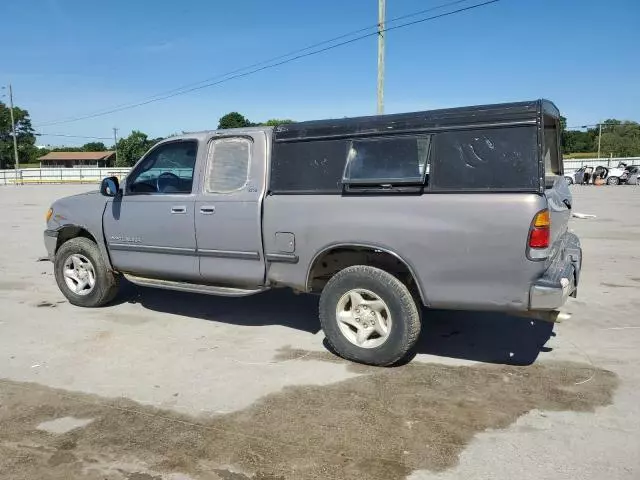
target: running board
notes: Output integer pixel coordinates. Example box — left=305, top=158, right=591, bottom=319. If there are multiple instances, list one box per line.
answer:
left=124, top=274, right=266, bottom=297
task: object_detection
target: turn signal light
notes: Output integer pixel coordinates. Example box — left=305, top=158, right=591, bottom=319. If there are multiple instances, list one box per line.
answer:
left=534, top=209, right=550, bottom=228
left=529, top=210, right=550, bottom=249
left=45, top=208, right=53, bottom=222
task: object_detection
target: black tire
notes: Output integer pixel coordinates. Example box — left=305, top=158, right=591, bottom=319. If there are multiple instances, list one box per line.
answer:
left=606, top=176, right=619, bottom=185
left=564, top=176, right=574, bottom=185
left=54, top=237, right=120, bottom=307
left=319, top=265, right=421, bottom=366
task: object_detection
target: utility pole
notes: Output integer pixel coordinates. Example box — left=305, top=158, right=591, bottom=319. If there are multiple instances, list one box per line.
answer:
left=8, top=84, right=20, bottom=173
left=113, top=127, right=119, bottom=166
left=597, top=123, right=602, bottom=159
left=377, top=0, right=386, bottom=115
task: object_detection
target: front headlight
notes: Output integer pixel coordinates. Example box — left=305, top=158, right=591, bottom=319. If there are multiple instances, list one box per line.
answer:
left=45, top=208, right=53, bottom=223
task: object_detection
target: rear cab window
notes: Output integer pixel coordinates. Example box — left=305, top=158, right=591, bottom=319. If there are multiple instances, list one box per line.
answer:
left=205, top=137, right=251, bottom=193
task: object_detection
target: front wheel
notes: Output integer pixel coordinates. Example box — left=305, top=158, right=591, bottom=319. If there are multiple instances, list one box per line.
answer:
left=319, top=265, right=421, bottom=366
left=607, top=176, right=620, bottom=185
left=54, top=237, right=120, bottom=307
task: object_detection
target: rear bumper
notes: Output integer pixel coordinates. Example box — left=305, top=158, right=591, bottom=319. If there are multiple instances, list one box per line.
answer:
left=530, top=232, right=581, bottom=310
left=44, top=229, right=58, bottom=261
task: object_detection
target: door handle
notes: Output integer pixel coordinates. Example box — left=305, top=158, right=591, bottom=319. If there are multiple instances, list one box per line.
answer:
left=199, top=206, right=215, bottom=215
left=171, top=206, right=187, bottom=214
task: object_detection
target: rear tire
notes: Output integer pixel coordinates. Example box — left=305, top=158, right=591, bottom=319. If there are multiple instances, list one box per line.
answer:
left=607, top=176, right=620, bottom=185
left=54, top=237, right=120, bottom=307
left=319, top=265, right=421, bottom=366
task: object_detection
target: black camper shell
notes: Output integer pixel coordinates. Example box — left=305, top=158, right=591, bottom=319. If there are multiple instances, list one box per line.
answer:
left=269, top=99, right=562, bottom=195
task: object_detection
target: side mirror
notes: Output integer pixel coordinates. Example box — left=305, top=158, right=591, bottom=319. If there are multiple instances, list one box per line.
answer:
left=100, top=176, right=120, bottom=197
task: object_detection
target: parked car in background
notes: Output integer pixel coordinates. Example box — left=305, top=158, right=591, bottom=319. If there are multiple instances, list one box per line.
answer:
left=605, top=164, right=625, bottom=185
left=620, top=165, right=640, bottom=184
left=571, top=166, right=594, bottom=185
left=564, top=169, right=577, bottom=185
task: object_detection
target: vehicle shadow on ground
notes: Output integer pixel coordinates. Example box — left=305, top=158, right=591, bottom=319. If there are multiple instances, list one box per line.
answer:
left=412, top=309, right=554, bottom=366
left=120, top=281, right=322, bottom=335
left=120, top=284, right=553, bottom=365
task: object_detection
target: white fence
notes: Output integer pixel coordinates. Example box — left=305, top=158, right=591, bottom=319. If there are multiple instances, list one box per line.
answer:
left=0, top=167, right=130, bottom=186
left=2, top=157, right=640, bottom=186
left=563, top=157, right=640, bottom=170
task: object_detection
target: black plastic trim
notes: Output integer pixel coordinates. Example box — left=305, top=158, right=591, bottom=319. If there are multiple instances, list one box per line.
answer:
left=108, top=244, right=195, bottom=255
left=266, top=253, right=299, bottom=264
left=198, top=249, right=261, bottom=260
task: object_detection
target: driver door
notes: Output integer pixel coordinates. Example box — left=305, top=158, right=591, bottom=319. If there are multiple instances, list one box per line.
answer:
left=103, top=139, right=201, bottom=281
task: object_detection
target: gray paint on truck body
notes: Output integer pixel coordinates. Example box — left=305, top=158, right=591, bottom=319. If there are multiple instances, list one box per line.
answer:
left=262, top=193, right=548, bottom=310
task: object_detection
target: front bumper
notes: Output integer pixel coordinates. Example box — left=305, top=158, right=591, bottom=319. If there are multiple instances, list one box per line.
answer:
left=44, top=229, right=58, bottom=261
left=530, top=232, right=581, bottom=310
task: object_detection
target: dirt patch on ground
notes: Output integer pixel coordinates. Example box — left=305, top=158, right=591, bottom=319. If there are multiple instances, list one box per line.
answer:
left=0, top=355, right=617, bottom=480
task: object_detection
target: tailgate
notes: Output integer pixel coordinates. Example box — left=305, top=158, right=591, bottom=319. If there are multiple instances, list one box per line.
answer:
left=529, top=176, right=581, bottom=310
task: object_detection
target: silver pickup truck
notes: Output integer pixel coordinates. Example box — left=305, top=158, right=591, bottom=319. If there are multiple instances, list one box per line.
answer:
left=44, top=99, right=581, bottom=366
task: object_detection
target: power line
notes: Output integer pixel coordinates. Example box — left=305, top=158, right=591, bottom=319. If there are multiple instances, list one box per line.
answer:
left=34, top=0, right=476, bottom=127
left=35, top=132, right=112, bottom=140
left=567, top=124, right=598, bottom=129
left=35, top=0, right=500, bottom=128
left=49, top=0, right=479, bottom=125
left=566, top=124, right=614, bottom=130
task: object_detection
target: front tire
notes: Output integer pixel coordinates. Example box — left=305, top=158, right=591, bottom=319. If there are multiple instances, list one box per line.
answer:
left=54, top=237, right=120, bottom=307
left=319, top=265, right=421, bottom=366
left=607, top=176, right=620, bottom=185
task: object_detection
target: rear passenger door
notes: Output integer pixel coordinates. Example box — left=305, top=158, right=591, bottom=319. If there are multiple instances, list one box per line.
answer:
left=195, top=133, right=266, bottom=287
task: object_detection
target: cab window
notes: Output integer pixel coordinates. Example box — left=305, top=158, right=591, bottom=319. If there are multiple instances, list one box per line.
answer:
left=127, top=141, right=198, bottom=194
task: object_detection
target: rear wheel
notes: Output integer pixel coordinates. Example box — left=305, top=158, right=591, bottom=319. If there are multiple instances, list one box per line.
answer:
left=319, top=265, right=421, bottom=366
left=54, top=237, right=120, bottom=307
left=607, top=176, right=620, bottom=185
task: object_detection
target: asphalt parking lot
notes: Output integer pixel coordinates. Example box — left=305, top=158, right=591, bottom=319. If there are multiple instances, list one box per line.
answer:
left=0, top=184, right=639, bottom=480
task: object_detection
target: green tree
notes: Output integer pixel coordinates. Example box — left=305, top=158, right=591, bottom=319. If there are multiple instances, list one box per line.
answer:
left=559, top=115, right=567, bottom=132
left=598, top=121, right=640, bottom=157
left=218, top=112, right=253, bottom=129
left=0, top=101, right=37, bottom=169
left=51, top=147, right=83, bottom=152
left=261, top=118, right=295, bottom=127
left=82, top=141, right=107, bottom=152
left=115, top=131, right=163, bottom=167
left=563, top=130, right=594, bottom=154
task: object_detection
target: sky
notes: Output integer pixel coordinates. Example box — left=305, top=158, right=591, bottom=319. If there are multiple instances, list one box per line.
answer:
left=1, top=0, right=639, bottom=147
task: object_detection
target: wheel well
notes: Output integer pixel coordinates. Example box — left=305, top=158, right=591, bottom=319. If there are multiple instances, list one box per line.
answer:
left=55, top=226, right=97, bottom=253
left=307, top=246, right=424, bottom=303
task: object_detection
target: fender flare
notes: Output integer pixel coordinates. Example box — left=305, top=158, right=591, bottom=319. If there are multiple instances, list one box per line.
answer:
left=54, top=223, right=114, bottom=271
left=305, top=242, right=428, bottom=306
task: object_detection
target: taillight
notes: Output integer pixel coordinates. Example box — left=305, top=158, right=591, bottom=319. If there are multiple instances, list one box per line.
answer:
left=529, top=210, right=550, bottom=249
